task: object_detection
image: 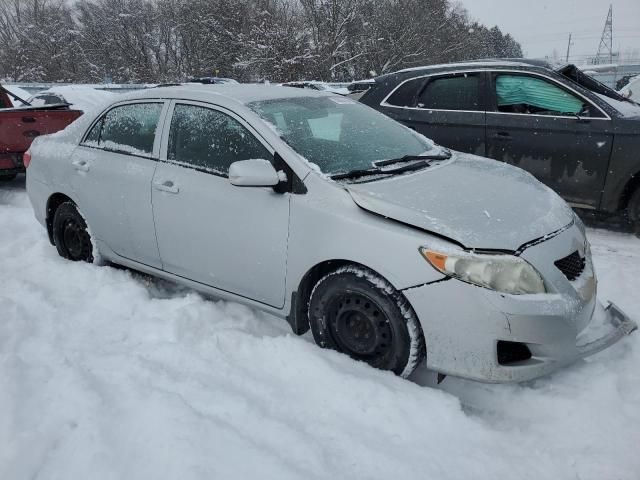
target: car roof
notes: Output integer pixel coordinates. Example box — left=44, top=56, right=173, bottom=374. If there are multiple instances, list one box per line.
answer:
left=394, top=60, right=534, bottom=74
left=118, top=84, right=332, bottom=106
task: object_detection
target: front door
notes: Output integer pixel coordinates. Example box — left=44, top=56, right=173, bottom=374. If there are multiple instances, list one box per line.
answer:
left=485, top=72, right=613, bottom=209
left=380, top=71, right=486, bottom=156
left=151, top=102, right=290, bottom=308
left=70, top=101, right=165, bottom=268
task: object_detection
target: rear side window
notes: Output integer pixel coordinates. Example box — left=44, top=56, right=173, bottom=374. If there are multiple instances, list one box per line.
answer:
left=167, top=104, right=270, bottom=176
left=417, top=74, right=482, bottom=111
left=385, top=77, right=425, bottom=107
left=84, top=103, right=163, bottom=156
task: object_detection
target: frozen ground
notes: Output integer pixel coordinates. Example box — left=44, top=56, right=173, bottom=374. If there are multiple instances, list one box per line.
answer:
left=1, top=177, right=639, bottom=480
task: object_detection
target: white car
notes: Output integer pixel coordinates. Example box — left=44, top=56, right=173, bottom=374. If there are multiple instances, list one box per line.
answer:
left=25, top=84, right=636, bottom=382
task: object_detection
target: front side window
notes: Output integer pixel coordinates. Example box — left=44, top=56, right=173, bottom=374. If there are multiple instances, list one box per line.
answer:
left=494, top=74, right=585, bottom=116
left=416, top=74, right=481, bottom=111
left=167, top=104, right=270, bottom=176
left=84, top=103, right=163, bottom=155
left=249, top=96, right=432, bottom=175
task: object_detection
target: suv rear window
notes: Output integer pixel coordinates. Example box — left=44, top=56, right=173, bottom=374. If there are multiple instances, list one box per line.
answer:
left=417, top=74, right=481, bottom=111
left=385, top=77, right=425, bottom=107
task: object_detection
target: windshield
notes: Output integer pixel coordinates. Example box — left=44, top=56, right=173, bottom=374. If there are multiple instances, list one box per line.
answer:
left=249, top=96, right=432, bottom=175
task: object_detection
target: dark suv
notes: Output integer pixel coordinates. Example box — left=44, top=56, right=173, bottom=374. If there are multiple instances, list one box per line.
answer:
left=360, top=61, right=640, bottom=233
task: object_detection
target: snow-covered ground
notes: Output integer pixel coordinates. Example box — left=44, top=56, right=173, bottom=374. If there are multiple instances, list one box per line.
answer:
left=1, top=177, right=639, bottom=480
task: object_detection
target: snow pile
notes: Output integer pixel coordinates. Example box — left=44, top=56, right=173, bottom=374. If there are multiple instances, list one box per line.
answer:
left=0, top=183, right=639, bottom=479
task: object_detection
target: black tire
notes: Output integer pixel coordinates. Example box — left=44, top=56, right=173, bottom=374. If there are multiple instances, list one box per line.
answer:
left=52, top=201, right=96, bottom=262
left=0, top=173, right=17, bottom=181
left=629, top=188, right=640, bottom=238
left=308, top=266, right=426, bottom=378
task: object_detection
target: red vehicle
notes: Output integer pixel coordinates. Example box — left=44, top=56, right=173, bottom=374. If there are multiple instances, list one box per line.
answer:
left=1, top=85, right=82, bottom=180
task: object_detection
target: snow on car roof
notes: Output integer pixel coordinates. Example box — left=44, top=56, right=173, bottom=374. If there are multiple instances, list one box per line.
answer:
left=119, top=84, right=334, bottom=105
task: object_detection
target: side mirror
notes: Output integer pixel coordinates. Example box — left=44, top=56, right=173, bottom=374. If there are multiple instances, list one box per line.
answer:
left=228, top=159, right=284, bottom=187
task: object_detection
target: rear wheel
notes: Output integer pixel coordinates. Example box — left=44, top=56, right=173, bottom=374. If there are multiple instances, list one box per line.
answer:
left=629, top=188, right=640, bottom=238
left=308, top=266, right=426, bottom=378
left=52, top=201, right=97, bottom=262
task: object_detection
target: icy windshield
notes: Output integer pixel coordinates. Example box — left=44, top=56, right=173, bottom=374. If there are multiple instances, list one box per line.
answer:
left=249, top=96, right=432, bottom=175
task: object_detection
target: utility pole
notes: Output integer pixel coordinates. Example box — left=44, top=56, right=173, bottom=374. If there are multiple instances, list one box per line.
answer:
left=565, top=33, right=572, bottom=63
left=596, top=5, right=613, bottom=64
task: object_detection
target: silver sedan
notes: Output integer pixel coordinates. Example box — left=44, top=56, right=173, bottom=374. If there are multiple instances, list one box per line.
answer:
left=25, top=85, right=636, bottom=382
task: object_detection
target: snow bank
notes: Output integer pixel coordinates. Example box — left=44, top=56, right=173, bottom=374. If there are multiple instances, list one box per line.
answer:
left=0, top=184, right=639, bottom=479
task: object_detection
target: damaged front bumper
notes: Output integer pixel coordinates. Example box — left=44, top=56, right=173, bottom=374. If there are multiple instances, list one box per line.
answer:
left=576, top=301, right=637, bottom=356
left=403, top=278, right=637, bottom=383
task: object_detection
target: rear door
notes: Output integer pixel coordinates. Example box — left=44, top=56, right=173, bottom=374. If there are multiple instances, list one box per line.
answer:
left=70, top=101, right=166, bottom=268
left=380, top=71, right=487, bottom=155
left=151, top=101, right=290, bottom=307
left=485, top=71, right=613, bottom=209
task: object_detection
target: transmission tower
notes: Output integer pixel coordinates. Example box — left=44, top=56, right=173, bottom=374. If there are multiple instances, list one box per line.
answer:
left=595, top=4, right=613, bottom=64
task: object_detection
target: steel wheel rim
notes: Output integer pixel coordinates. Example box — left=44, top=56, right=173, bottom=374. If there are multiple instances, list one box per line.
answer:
left=62, top=219, right=90, bottom=260
left=326, top=292, right=392, bottom=359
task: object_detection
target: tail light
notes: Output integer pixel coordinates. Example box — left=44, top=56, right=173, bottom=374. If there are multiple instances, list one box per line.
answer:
left=23, top=150, right=32, bottom=168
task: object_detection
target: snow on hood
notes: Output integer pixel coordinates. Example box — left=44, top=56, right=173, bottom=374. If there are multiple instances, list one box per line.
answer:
left=619, top=75, right=640, bottom=102
left=595, top=93, right=640, bottom=118
left=346, top=153, right=575, bottom=251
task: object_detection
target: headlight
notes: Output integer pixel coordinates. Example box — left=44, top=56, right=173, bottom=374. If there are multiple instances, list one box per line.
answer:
left=420, top=248, right=546, bottom=295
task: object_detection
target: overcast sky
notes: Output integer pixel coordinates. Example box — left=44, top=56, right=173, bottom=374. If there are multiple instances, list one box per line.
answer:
left=457, top=0, right=640, bottom=63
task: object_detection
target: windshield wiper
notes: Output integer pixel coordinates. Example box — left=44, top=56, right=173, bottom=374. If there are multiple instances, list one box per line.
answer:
left=373, top=149, right=452, bottom=167
left=330, top=159, right=433, bottom=181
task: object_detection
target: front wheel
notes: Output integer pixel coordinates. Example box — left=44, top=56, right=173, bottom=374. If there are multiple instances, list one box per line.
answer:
left=52, top=201, right=98, bottom=262
left=308, top=266, right=426, bottom=378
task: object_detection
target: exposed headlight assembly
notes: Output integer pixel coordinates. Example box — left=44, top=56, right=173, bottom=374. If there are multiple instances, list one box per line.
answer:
left=420, top=248, right=546, bottom=295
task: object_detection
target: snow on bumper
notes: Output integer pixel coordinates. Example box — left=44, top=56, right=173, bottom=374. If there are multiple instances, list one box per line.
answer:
left=402, top=279, right=637, bottom=383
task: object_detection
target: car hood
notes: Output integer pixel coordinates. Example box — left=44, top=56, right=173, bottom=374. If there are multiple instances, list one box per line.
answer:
left=346, top=153, right=575, bottom=251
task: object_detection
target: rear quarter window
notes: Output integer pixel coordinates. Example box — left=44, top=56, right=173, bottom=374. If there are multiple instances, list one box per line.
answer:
left=385, top=77, right=425, bottom=107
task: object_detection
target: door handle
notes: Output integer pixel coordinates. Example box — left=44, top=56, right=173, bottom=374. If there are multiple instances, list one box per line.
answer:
left=72, top=160, right=90, bottom=172
left=153, top=180, right=179, bottom=194
left=22, top=116, right=36, bottom=123
left=493, top=132, right=512, bottom=141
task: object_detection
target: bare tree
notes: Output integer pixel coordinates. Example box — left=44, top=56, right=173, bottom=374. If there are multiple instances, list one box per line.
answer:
left=0, top=0, right=523, bottom=83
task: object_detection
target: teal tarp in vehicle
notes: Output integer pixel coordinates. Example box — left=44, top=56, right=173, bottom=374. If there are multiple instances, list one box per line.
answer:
left=496, top=75, right=584, bottom=114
